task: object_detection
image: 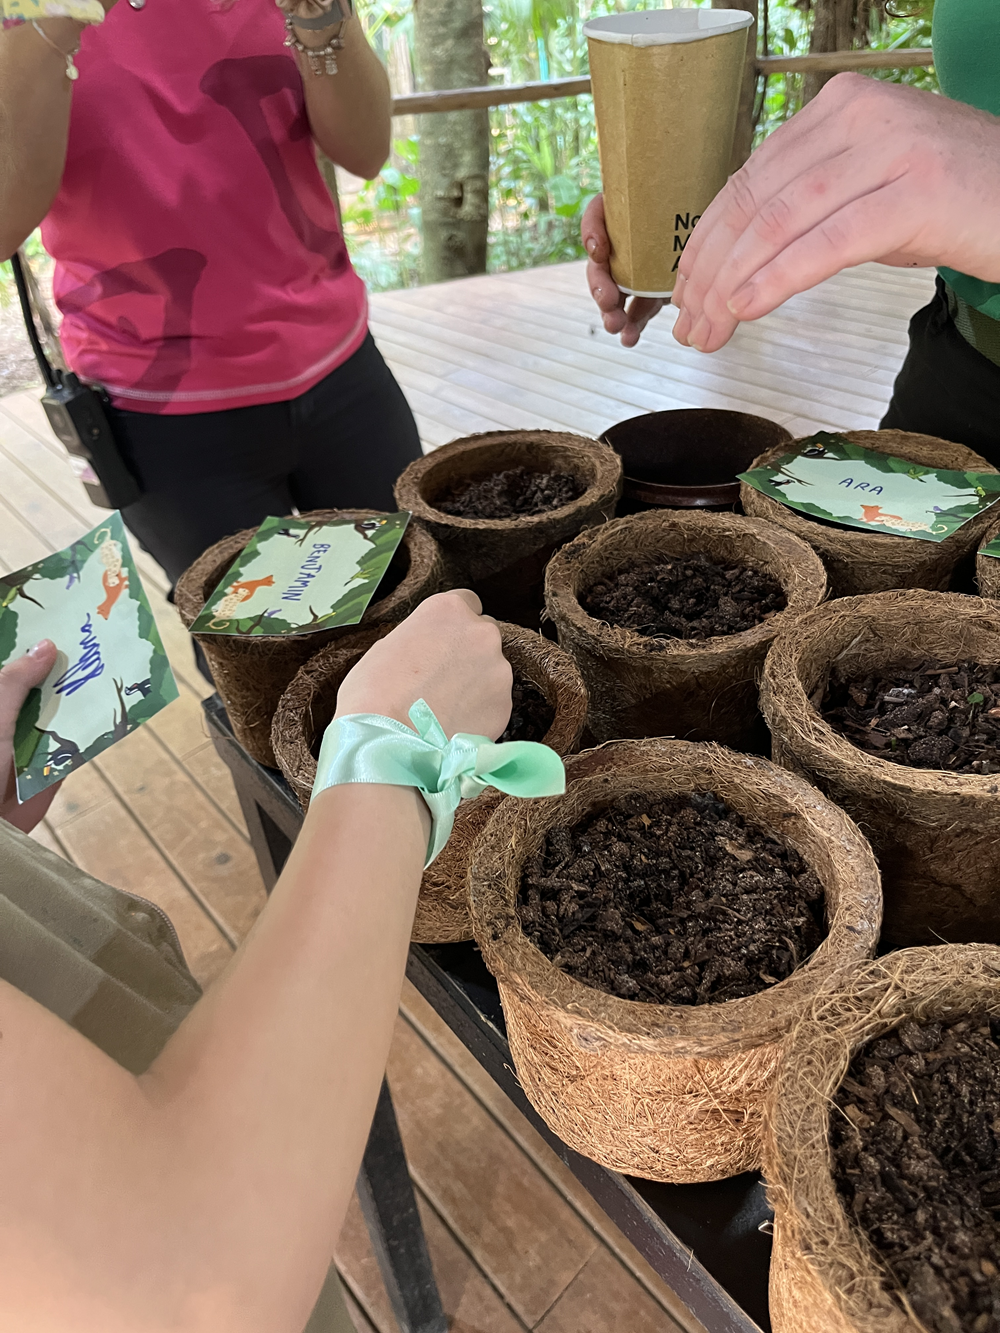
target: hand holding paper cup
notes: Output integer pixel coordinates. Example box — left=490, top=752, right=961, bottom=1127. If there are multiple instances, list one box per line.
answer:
left=584, top=8, right=753, bottom=298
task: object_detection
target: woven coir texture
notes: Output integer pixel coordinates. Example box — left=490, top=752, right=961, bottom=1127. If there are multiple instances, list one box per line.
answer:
left=740, top=430, right=999, bottom=598
left=175, top=510, right=444, bottom=768
left=977, top=516, right=1000, bottom=599
left=470, top=739, right=881, bottom=1182
left=764, top=945, right=1000, bottom=1333
left=272, top=622, right=588, bottom=943
left=393, top=431, right=621, bottom=628
left=544, top=509, right=827, bottom=750
left=762, top=589, right=1000, bottom=946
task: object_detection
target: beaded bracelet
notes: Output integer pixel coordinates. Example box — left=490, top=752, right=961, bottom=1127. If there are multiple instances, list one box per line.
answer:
left=283, top=12, right=345, bottom=75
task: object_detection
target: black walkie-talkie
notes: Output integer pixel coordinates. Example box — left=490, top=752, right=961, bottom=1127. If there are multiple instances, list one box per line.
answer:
left=12, top=251, right=141, bottom=511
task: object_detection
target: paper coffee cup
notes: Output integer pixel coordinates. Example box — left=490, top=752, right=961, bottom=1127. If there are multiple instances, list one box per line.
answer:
left=585, top=8, right=753, bottom=297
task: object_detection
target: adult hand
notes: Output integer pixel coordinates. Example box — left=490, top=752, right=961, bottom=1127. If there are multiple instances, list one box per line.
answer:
left=0, top=639, right=60, bottom=834
left=672, top=73, right=1000, bottom=354
left=583, top=194, right=666, bottom=347
left=334, top=591, right=513, bottom=741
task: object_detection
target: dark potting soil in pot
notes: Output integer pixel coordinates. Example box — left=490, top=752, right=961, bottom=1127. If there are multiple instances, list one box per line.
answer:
left=499, top=679, right=555, bottom=744
left=517, top=792, right=825, bottom=1005
left=436, top=466, right=583, bottom=520
left=581, top=553, right=786, bottom=640
left=831, top=1014, right=1000, bottom=1333
left=823, top=662, right=1000, bottom=775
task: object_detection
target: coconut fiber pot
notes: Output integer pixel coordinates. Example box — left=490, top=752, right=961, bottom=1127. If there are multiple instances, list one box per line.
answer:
left=470, top=739, right=881, bottom=1183
left=544, top=509, right=827, bottom=750
left=175, top=510, right=444, bottom=768
left=393, top=431, right=622, bottom=629
left=271, top=621, right=588, bottom=943
left=740, top=429, right=1000, bottom=598
left=764, top=945, right=1000, bottom=1333
left=762, top=589, right=1000, bottom=946
left=976, top=515, right=1000, bottom=598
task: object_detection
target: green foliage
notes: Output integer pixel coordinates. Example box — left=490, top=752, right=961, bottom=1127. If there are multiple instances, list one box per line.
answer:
left=343, top=0, right=941, bottom=292
left=5, top=1, right=942, bottom=301
left=0, top=230, right=49, bottom=308
left=341, top=135, right=422, bottom=289
left=756, top=0, right=936, bottom=142
left=488, top=93, right=600, bottom=272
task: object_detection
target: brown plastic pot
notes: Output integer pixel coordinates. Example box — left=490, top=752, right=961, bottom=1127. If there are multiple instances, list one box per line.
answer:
left=602, top=409, right=792, bottom=513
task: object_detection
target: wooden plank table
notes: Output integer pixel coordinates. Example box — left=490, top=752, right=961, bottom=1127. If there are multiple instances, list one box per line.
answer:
left=367, top=260, right=937, bottom=449
left=204, top=697, right=772, bottom=1333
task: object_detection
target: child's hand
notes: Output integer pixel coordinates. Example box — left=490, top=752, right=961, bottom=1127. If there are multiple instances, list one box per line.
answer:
left=334, top=591, right=513, bottom=741
left=0, top=640, right=60, bottom=834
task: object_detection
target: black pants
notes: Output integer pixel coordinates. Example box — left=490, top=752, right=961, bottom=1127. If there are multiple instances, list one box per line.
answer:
left=881, top=278, right=1000, bottom=467
left=109, top=333, right=422, bottom=586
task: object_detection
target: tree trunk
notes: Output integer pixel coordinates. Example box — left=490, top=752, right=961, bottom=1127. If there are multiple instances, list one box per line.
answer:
left=413, top=0, right=490, bottom=283
left=803, top=0, right=876, bottom=104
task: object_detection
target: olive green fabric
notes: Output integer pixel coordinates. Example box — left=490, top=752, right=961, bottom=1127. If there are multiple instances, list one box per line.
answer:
left=945, top=282, right=1000, bottom=368
left=933, top=0, right=1000, bottom=320
left=0, top=819, right=201, bottom=1073
left=304, top=1264, right=359, bottom=1333
left=0, top=819, right=354, bottom=1333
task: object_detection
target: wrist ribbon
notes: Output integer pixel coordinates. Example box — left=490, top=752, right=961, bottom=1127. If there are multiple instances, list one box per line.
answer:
left=313, top=699, right=566, bottom=866
left=3, top=0, right=104, bottom=26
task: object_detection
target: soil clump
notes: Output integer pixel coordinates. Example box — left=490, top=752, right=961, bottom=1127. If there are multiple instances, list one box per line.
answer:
left=831, top=1014, right=1000, bottom=1333
left=499, top=679, right=555, bottom=744
left=516, top=791, right=824, bottom=1005
left=823, top=661, right=1000, bottom=774
left=436, top=466, right=583, bottom=520
left=581, top=553, right=786, bottom=640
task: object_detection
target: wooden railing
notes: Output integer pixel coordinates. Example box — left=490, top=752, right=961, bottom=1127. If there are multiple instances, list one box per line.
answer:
left=390, top=47, right=934, bottom=116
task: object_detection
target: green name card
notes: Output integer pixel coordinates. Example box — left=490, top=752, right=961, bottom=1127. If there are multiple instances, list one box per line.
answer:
left=1, top=514, right=178, bottom=802
left=189, top=513, right=411, bottom=637
left=739, top=432, right=1000, bottom=544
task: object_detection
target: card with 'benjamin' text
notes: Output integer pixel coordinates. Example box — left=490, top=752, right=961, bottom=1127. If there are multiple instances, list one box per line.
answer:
left=188, top=513, right=411, bottom=636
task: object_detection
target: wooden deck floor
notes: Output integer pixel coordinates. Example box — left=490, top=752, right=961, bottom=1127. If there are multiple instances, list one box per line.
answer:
left=0, top=257, right=936, bottom=1333
left=367, top=258, right=936, bottom=446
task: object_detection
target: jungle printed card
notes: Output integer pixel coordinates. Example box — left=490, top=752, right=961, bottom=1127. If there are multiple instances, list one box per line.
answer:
left=739, top=433, right=1000, bottom=543
left=1, top=514, right=178, bottom=802
left=189, top=513, right=411, bottom=637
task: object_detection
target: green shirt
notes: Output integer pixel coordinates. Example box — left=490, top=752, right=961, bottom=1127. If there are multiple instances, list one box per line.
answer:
left=933, top=0, right=1000, bottom=318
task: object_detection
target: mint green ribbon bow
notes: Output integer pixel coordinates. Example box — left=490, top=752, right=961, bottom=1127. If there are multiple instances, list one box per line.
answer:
left=313, top=698, right=566, bottom=865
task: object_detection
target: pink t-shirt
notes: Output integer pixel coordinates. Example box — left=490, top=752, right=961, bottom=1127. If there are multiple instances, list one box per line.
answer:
left=42, top=0, right=369, bottom=414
